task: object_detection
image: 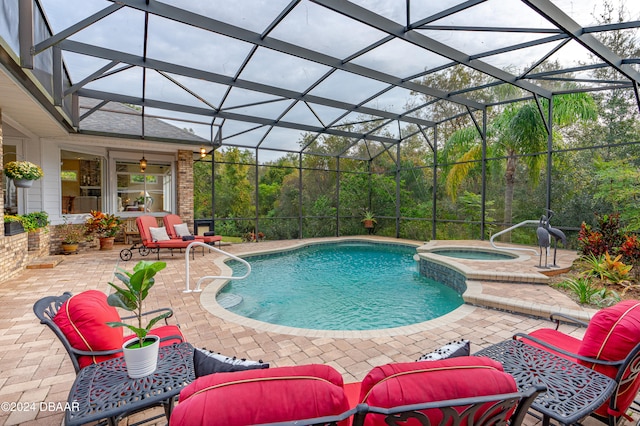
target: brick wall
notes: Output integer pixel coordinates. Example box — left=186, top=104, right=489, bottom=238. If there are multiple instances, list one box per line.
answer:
left=0, top=233, right=29, bottom=282
left=176, top=150, right=194, bottom=227
left=27, top=227, right=51, bottom=257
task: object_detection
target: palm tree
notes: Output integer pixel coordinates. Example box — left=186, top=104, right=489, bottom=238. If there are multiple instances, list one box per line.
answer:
left=444, top=93, right=596, bottom=228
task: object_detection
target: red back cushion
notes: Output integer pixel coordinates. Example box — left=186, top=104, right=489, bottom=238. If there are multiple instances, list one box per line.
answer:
left=358, top=356, right=518, bottom=426
left=577, top=300, right=640, bottom=417
left=136, top=215, right=159, bottom=244
left=171, top=364, right=350, bottom=426
left=53, top=290, right=124, bottom=369
left=162, top=214, right=182, bottom=239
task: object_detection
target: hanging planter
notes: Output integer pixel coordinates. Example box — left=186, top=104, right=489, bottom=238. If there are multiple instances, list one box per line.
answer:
left=13, top=178, right=34, bottom=188
left=3, top=161, right=44, bottom=186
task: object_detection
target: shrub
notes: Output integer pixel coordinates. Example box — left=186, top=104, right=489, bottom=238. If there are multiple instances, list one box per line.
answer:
left=556, top=277, right=613, bottom=306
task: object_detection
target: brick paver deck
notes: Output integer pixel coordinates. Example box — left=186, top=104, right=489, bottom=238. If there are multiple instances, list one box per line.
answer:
left=0, top=237, right=611, bottom=425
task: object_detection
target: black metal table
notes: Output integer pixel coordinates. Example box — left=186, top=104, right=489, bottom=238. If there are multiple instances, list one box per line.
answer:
left=475, top=339, right=616, bottom=426
left=65, top=342, right=195, bottom=426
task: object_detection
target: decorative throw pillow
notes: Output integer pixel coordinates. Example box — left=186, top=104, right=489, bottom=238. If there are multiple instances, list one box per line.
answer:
left=174, top=223, right=191, bottom=237
left=149, top=226, right=170, bottom=242
left=416, top=339, right=470, bottom=361
left=182, top=235, right=195, bottom=241
left=193, top=348, right=269, bottom=377
left=52, top=290, right=124, bottom=369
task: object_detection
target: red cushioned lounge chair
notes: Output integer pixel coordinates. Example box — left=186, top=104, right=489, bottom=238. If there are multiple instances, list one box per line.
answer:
left=169, top=357, right=543, bottom=426
left=33, top=290, right=184, bottom=374
left=515, top=300, right=640, bottom=426
left=163, top=214, right=222, bottom=247
left=119, top=215, right=204, bottom=261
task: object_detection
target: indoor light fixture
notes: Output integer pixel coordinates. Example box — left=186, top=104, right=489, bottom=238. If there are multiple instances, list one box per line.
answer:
left=139, top=154, right=147, bottom=172
left=200, top=146, right=207, bottom=158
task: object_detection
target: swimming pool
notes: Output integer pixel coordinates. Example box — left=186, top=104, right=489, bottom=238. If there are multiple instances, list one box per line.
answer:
left=217, top=242, right=463, bottom=331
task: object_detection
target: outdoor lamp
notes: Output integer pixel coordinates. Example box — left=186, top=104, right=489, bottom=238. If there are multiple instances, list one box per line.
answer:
left=139, top=155, right=147, bottom=172
left=200, top=146, right=207, bottom=158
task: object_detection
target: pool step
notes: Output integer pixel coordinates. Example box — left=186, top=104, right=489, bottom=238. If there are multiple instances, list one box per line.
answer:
left=217, top=294, right=243, bottom=309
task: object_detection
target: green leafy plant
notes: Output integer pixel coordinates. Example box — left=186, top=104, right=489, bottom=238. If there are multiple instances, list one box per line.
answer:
left=361, top=209, right=377, bottom=224
left=580, top=253, right=607, bottom=279
left=20, top=211, right=49, bottom=232
left=106, top=261, right=170, bottom=346
left=556, top=277, right=608, bottom=305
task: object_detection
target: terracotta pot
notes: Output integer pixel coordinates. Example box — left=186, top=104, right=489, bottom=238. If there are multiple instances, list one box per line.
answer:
left=363, top=219, right=375, bottom=229
left=99, top=237, right=115, bottom=250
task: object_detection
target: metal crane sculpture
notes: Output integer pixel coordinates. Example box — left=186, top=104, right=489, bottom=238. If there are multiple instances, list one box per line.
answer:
left=544, top=210, right=566, bottom=267
left=536, top=215, right=550, bottom=268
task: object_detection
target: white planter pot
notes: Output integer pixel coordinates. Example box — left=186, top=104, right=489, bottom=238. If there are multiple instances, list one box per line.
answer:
left=122, top=335, right=160, bottom=378
left=13, top=178, right=34, bottom=188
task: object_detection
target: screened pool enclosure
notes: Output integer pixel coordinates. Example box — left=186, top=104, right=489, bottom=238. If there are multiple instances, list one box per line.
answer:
left=4, top=0, right=640, bottom=245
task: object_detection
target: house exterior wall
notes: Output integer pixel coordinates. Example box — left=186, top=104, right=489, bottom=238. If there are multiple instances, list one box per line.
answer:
left=177, top=150, right=194, bottom=228
left=1, top=111, right=30, bottom=280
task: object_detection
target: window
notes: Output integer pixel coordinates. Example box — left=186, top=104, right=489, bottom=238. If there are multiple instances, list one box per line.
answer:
left=116, top=161, right=172, bottom=213
left=60, top=150, right=104, bottom=214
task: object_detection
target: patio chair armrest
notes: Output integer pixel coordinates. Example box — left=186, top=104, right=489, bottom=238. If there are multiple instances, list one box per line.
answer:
left=122, top=307, right=176, bottom=326
left=514, top=332, right=623, bottom=367
left=69, top=346, right=124, bottom=357
left=159, top=334, right=184, bottom=344
left=548, top=312, right=589, bottom=330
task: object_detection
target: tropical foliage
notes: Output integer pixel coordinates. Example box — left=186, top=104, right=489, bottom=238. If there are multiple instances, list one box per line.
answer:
left=85, top=210, right=122, bottom=238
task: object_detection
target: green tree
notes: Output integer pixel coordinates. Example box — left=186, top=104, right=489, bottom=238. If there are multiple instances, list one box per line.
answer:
left=444, top=93, right=596, bottom=227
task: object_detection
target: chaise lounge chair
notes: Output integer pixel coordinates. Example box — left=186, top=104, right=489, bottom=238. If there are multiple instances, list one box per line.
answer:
left=163, top=214, right=222, bottom=247
left=119, top=215, right=206, bottom=261
left=515, top=299, right=640, bottom=426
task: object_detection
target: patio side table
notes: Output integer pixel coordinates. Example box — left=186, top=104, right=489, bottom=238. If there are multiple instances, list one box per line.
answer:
left=475, top=339, right=616, bottom=426
left=65, top=342, right=195, bottom=426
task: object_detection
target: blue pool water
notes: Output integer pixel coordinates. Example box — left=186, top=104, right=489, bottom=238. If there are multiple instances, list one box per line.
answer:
left=430, top=248, right=517, bottom=260
left=218, top=242, right=463, bottom=331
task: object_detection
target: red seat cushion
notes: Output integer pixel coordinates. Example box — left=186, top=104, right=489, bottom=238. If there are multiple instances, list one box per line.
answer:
left=357, top=356, right=518, bottom=426
left=53, top=290, right=124, bottom=369
left=170, top=364, right=350, bottom=426
left=523, top=328, right=582, bottom=361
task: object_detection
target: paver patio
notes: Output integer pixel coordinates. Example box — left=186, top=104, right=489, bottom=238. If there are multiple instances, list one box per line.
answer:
left=0, top=237, right=608, bottom=425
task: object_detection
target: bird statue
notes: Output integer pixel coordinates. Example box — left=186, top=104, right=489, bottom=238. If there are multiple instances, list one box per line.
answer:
left=544, top=209, right=566, bottom=267
left=536, top=215, right=550, bottom=268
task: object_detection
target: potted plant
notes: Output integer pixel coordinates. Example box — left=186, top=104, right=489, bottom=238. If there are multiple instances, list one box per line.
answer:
left=361, top=209, right=377, bottom=229
left=21, top=211, right=49, bottom=232
left=3, top=160, right=44, bottom=188
left=58, top=218, right=86, bottom=254
left=106, top=260, right=170, bottom=378
left=86, top=210, right=123, bottom=250
left=4, top=215, right=24, bottom=236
